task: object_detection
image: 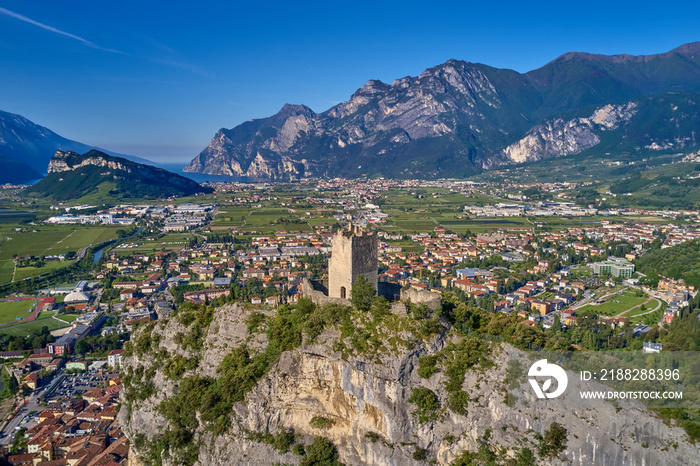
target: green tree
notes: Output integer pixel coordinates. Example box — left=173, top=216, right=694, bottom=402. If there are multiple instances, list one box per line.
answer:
left=302, top=437, right=342, bottom=466
left=538, top=422, right=568, bottom=458
left=408, top=387, right=440, bottom=423
left=7, top=373, right=19, bottom=396
left=1, top=370, right=19, bottom=399
left=515, top=447, right=535, bottom=465
left=350, top=275, right=375, bottom=312
left=75, top=339, right=90, bottom=355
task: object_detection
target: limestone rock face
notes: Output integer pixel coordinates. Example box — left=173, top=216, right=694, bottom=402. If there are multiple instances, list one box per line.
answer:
left=121, top=303, right=700, bottom=466
left=48, top=150, right=134, bottom=174
left=498, top=102, right=639, bottom=165
left=500, top=118, right=600, bottom=165
left=590, top=103, right=637, bottom=130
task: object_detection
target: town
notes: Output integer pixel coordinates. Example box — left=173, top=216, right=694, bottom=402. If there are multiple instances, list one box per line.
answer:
left=0, top=177, right=698, bottom=464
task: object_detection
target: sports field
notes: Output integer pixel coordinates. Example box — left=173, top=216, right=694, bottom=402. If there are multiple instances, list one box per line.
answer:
left=0, top=311, right=70, bottom=337
left=579, top=288, right=650, bottom=317
left=0, top=300, right=35, bottom=323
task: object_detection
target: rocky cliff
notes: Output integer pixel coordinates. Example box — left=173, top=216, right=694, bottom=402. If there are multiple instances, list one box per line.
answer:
left=48, top=149, right=137, bottom=174
left=185, top=43, right=700, bottom=179
left=120, top=302, right=700, bottom=466
left=499, top=103, right=638, bottom=165
left=26, top=149, right=211, bottom=200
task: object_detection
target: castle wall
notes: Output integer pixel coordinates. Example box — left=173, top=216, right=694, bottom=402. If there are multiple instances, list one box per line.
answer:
left=301, top=278, right=351, bottom=307
left=400, top=287, right=442, bottom=311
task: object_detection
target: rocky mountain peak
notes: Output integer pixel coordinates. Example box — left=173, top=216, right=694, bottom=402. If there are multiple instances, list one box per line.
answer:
left=670, top=41, right=700, bottom=57
left=277, top=103, right=317, bottom=118
left=352, top=79, right=390, bottom=98
left=186, top=41, right=700, bottom=180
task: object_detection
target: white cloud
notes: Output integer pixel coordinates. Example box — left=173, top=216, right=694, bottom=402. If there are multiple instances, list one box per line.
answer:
left=0, top=7, right=124, bottom=54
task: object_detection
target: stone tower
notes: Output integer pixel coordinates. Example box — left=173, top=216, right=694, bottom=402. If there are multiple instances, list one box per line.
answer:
left=328, top=225, right=378, bottom=299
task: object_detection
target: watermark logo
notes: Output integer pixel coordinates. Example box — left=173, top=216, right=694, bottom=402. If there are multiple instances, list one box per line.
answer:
left=528, top=359, right=568, bottom=399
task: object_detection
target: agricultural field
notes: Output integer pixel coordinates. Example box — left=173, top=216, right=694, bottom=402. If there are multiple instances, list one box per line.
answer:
left=441, top=217, right=533, bottom=234
left=112, top=233, right=194, bottom=255
left=0, top=208, right=35, bottom=224
left=0, top=261, right=13, bottom=287
left=305, top=216, right=341, bottom=228
left=213, top=204, right=318, bottom=233
left=211, top=206, right=251, bottom=227
left=206, top=186, right=626, bottom=238
left=0, top=299, right=35, bottom=323
left=13, top=261, right=69, bottom=282
left=579, top=288, right=650, bottom=317
left=0, top=224, right=121, bottom=260
left=0, top=224, right=121, bottom=285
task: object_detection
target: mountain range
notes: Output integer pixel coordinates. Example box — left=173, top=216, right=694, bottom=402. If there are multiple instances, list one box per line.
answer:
left=0, top=110, right=151, bottom=184
left=185, top=42, right=700, bottom=179
left=26, top=150, right=211, bottom=200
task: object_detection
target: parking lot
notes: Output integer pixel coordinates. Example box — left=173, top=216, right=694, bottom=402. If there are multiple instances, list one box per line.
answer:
left=46, top=372, right=107, bottom=402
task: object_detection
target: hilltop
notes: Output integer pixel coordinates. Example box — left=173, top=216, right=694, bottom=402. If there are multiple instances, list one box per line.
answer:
left=120, top=299, right=700, bottom=466
left=25, top=149, right=212, bottom=201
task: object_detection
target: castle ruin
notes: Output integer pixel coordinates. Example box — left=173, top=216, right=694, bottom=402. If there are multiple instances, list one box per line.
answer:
left=328, top=225, right=378, bottom=299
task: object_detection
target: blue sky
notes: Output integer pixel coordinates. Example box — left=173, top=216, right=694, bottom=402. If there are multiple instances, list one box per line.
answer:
left=1, top=0, right=699, bottom=163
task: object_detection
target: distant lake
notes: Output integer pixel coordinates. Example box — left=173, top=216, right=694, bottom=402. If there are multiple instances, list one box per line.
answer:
left=156, top=163, right=264, bottom=184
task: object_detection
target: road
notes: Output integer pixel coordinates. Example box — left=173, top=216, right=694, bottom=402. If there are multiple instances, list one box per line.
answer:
left=571, top=290, right=593, bottom=309
left=0, top=392, right=41, bottom=446
left=0, top=372, right=65, bottom=446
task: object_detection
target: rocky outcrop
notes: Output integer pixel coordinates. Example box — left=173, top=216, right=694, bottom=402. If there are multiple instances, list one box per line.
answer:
left=48, top=150, right=134, bottom=174
left=120, top=303, right=700, bottom=466
left=498, top=102, right=639, bottom=165
left=500, top=118, right=600, bottom=164
left=590, top=103, right=637, bottom=130
left=0, top=109, right=151, bottom=183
